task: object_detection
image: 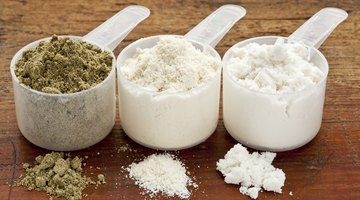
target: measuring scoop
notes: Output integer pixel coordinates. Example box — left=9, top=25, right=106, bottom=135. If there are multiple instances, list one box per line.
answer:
left=10, top=6, right=150, bottom=151
left=222, top=8, right=348, bottom=151
left=117, top=5, right=246, bottom=150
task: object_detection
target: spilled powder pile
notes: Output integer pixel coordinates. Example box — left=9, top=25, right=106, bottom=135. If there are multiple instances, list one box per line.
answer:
left=127, top=153, right=197, bottom=199
left=227, top=38, right=324, bottom=94
left=15, top=35, right=113, bottom=94
left=217, top=144, right=285, bottom=199
left=121, top=36, right=220, bottom=93
left=17, top=152, right=105, bottom=200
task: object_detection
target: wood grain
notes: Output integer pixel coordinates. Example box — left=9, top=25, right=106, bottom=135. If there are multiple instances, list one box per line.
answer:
left=0, top=0, right=359, bottom=199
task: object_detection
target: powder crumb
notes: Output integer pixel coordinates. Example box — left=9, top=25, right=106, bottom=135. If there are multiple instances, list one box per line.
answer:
left=97, top=174, right=106, bottom=184
left=22, top=163, right=30, bottom=169
left=192, top=182, right=199, bottom=189
left=116, top=144, right=133, bottom=153
left=240, top=186, right=261, bottom=199
left=17, top=152, right=98, bottom=200
left=217, top=144, right=286, bottom=199
left=127, top=153, right=197, bottom=199
left=121, top=36, right=220, bottom=93
left=289, top=191, right=293, bottom=196
left=97, top=152, right=100, bottom=155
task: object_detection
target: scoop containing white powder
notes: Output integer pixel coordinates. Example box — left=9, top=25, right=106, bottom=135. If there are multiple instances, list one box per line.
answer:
left=121, top=36, right=219, bottom=93
left=217, top=144, right=285, bottom=199
left=117, top=36, right=221, bottom=150
left=227, top=39, right=324, bottom=94
left=223, top=37, right=328, bottom=151
left=127, top=153, right=197, bottom=199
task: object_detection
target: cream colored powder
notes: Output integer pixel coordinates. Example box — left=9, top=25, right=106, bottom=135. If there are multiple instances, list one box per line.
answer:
left=121, top=36, right=220, bottom=93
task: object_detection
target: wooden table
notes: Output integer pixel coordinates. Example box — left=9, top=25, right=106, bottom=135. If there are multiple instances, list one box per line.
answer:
left=1, top=0, right=359, bottom=199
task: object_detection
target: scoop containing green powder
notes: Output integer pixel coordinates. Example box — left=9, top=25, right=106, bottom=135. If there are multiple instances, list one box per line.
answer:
left=15, top=35, right=113, bottom=94
left=10, top=6, right=150, bottom=151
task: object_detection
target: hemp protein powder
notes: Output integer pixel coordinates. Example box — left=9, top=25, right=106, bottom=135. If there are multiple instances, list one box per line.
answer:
left=15, top=35, right=113, bottom=94
left=17, top=152, right=106, bottom=200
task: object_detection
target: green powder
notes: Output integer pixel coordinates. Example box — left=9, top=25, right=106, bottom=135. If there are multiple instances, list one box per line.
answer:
left=15, top=35, right=113, bottom=94
left=17, top=152, right=105, bottom=200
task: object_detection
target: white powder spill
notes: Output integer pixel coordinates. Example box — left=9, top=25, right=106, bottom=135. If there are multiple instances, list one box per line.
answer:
left=127, top=153, right=196, bottom=199
left=121, top=36, right=220, bottom=93
left=227, top=38, right=324, bottom=94
left=217, top=144, right=286, bottom=199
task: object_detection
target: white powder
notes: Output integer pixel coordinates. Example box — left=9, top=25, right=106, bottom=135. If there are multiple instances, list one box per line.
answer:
left=227, top=39, right=324, bottom=94
left=121, top=36, right=219, bottom=93
left=217, top=144, right=286, bottom=199
left=127, top=153, right=196, bottom=199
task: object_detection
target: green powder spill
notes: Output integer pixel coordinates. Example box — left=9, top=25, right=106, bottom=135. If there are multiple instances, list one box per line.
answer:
left=15, top=35, right=113, bottom=94
left=17, top=152, right=105, bottom=200
left=115, top=144, right=136, bottom=153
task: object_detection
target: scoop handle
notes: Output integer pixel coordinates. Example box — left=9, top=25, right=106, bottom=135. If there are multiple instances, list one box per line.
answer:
left=289, top=7, right=348, bottom=49
left=83, top=5, right=150, bottom=50
left=185, top=5, right=246, bottom=48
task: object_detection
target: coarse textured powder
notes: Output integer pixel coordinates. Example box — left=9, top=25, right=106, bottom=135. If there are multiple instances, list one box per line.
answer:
left=121, top=36, right=220, bottom=93
left=127, top=153, right=197, bottom=199
left=217, top=144, right=286, bottom=199
left=115, top=144, right=136, bottom=153
left=15, top=35, right=113, bottom=94
left=227, top=39, right=324, bottom=94
left=17, top=152, right=105, bottom=200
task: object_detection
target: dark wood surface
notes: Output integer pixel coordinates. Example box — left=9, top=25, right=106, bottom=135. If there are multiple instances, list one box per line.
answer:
left=1, top=0, right=359, bottom=199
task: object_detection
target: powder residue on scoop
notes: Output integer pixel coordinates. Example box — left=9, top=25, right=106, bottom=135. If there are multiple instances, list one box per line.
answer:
left=15, top=35, right=113, bottom=94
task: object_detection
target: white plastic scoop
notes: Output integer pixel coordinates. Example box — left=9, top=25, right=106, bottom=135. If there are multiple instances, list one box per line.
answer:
left=222, top=8, right=348, bottom=151
left=117, top=5, right=246, bottom=150
left=10, top=6, right=150, bottom=151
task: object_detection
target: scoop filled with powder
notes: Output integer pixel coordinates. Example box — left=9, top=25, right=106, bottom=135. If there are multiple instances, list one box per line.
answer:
left=9, top=6, right=150, bottom=151
left=222, top=8, right=348, bottom=151
left=117, top=5, right=246, bottom=150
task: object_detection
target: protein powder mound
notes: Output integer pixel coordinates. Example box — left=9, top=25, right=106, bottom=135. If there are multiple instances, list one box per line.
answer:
left=15, top=35, right=113, bottom=94
left=227, top=38, right=324, bottom=94
left=17, top=152, right=105, bottom=200
left=127, top=153, right=197, bottom=199
left=121, top=36, right=220, bottom=93
left=216, top=144, right=286, bottom=199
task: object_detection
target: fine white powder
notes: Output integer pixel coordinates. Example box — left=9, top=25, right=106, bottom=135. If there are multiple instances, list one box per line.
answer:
left=227, top=39, right=324, bottom=94
left=121, top=36, right=220, bottom=93
left=127, top=153, right=196, bottom=199
left=217, top=144, right=286, bottom=199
